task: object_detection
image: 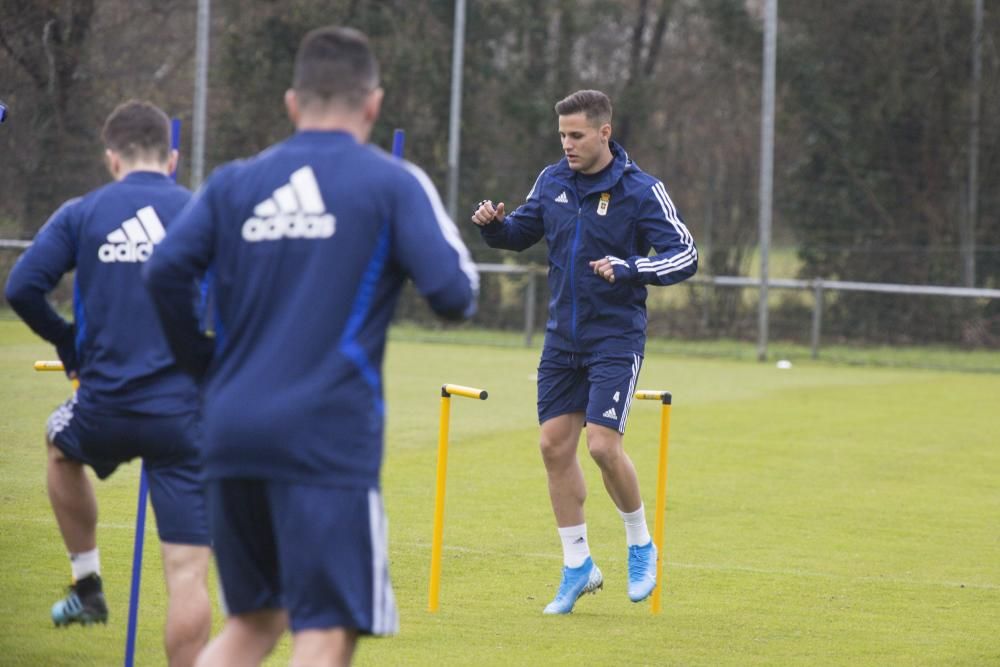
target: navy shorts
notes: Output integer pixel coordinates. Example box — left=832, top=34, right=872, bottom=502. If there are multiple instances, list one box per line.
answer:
left=46, top=394, right=209, bottom=545
left=537, top=348, right=643, bottom=434
left=206, top=479, right=398, bottom=635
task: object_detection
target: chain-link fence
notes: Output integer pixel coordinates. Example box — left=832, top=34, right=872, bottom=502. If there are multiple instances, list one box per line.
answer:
left=3, top=1, right=998, bottom=368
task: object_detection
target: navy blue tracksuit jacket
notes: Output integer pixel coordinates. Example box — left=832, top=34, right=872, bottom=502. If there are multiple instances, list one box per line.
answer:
left=144, top=131, right=478, bottom=489
left=5, top=172, right=198, bottom=415
left=480, top=142, right=697, bottom=354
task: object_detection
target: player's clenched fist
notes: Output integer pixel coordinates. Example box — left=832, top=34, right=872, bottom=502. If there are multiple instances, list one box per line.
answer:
left=471, top=199, right=505, bottom=226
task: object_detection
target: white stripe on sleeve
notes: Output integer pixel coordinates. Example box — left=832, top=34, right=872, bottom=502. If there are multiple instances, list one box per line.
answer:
left=652, top=182, right=694, bottom=246
left=526, top=167, right=548, bottom=201
left=635, top=247, right=699, bottom=276
left=402, top=162, right=480, bottom=292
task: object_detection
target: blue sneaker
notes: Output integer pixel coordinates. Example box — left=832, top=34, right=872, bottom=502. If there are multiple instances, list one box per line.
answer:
left=543, top=557, right=603, bottom=614
left=52, top=574, right=108, bottom=627
left=627, top=541, right=658, bottom=602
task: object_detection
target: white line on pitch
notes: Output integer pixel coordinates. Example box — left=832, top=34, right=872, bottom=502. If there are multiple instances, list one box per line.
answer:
left=398, top=541, right=999, bottom=591
left=8, top=520, right=995, bottom=592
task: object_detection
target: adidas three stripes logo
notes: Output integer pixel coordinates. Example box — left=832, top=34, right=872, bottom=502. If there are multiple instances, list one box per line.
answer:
left=97, top=206, right=166, bottom=263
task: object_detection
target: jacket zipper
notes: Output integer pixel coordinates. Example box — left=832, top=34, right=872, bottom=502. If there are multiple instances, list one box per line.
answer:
left=569, top=205, right=582, bottom=347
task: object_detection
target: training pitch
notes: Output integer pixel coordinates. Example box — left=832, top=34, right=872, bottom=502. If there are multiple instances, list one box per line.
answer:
left=0, top=319, right=997, bottom=665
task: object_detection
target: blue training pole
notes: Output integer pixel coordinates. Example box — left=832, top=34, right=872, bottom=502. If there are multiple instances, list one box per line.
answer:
left=392, top=128, right=405, bottom=158
left=169, top=118, right=182, bottom=181
left=123, top=471, right=149, bottom=667
left=124, top=118, right=180, bottom=667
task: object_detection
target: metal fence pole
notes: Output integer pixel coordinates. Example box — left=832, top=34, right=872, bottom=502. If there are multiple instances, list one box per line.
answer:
left=191, top=0, right=211, bottom=189
left=523, top=271, right=536, bottom=347
left=700, top=280, right=712, bottom=333
left=963, top=0, right=983, bottom=287
left=445, top=0, right=467, bottom=221
left=810, top=280, right=824, bottom=359
left=756, top=0, right=778, bottom=362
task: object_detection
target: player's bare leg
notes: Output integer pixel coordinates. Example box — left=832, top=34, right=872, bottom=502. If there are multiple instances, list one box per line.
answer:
left=585, top=422, right=657, bottom=602
left=585, top=423, right=642, bottom=513
left=539, top=413, right=603, bottom=613
left=47, top=442, right=97, bottom=553
left=290, top=628, right=358, bottom=667
left=539, top=413, right=587, bottom=526
left=47, top=440, right=109, bottom=626
left=194, top=610, right=287, bottom=667
left=162, top=543, right=211, bottom=667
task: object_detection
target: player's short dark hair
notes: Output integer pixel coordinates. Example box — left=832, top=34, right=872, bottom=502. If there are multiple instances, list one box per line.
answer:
left=554, top=90, right=613, bottom=126
left=293, top=26, right=379, bottom=110
left=101, top=100, right=170, bottom=162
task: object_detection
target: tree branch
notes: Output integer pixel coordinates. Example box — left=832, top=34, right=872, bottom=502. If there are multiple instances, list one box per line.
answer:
left=43, top=18, right=57, bottom=96
left=627, top=0, right=649, bottom=85
left=0, top=28, right=47, bottom=89
left=643, top=0, right=676, bottom=79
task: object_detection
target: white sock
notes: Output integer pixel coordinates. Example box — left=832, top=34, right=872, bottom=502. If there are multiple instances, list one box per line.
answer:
left=620, top=504, right=651, bottom=547
left=558, top=524, right=590, bottom=568
left=70, top=548, right=100, bottom=581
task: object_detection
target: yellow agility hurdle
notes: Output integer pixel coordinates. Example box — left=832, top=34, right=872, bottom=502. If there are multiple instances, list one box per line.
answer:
left=34, top=360, right=79, bottom=389
left=34, top=360, right=66, bottom=372
left=428, top=384, right=488, bottom=613
left=633, top=390, right=673, bottom=614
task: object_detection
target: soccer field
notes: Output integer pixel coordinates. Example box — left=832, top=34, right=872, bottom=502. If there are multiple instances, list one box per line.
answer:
left=1, top=319, right=998, bottom=666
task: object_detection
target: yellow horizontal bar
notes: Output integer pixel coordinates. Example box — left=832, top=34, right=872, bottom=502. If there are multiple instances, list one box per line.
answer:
left=634, top=390, right=672, bottom=404
left=34, top=360, right=65, bottom=372
left=441, top=384, right=488, bottom=400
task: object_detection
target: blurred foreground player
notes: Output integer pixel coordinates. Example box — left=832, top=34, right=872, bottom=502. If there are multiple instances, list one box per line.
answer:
left=145, top=26, right=478, bottom=667
left=5, top=100, right=212, bottom=666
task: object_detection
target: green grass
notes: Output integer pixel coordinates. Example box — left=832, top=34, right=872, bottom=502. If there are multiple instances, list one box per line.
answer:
left=391, top=323, right=1000, bottom=374
left=2, top=319, right=998, bottom=665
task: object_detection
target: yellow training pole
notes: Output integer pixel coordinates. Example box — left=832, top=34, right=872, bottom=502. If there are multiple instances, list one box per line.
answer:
left=634, top=389, right=672, bottom=614
left=428, top=389, right=451, bottom=613
left=34, top=360, right=65, bottom=372
left=428, top=383, right=488, bottom=612
left=34, top=360, right=79, bottom=389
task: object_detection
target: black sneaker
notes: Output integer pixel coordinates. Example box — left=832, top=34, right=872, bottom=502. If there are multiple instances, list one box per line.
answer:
left=51, top=573, right=108, bottom=626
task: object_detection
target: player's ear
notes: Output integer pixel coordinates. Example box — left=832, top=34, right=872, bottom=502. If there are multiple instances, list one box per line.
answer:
left=285, top=89, right=299, bottom=126
left=166, top=149, right=179, bottom=176
left=600, top=123, right=612, bottom=143
left=104, top=149, right=120, bottom=180
left=364, top=87, right=384, bottom=124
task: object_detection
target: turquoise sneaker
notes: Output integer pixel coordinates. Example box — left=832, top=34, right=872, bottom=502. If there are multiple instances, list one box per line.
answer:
left=543, top=557, right=603, bottom=614
left=52, top=574, right=108, bottom=627
left=627, top=541, right=658, bottom=602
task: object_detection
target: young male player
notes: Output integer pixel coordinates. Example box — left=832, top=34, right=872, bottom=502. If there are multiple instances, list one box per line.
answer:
left=144, top=26, right=478, bottom=666
left=5, top=100, right=212, bottom=665
left=471, top=90, right=697, bottom=614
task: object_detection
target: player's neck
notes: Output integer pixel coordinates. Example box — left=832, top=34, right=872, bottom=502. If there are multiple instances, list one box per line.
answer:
left=296, top=113, right=371, bottom=143
left=580, top=148, right=614, bottom=176
left=114, top=161, right=169, bottom=181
